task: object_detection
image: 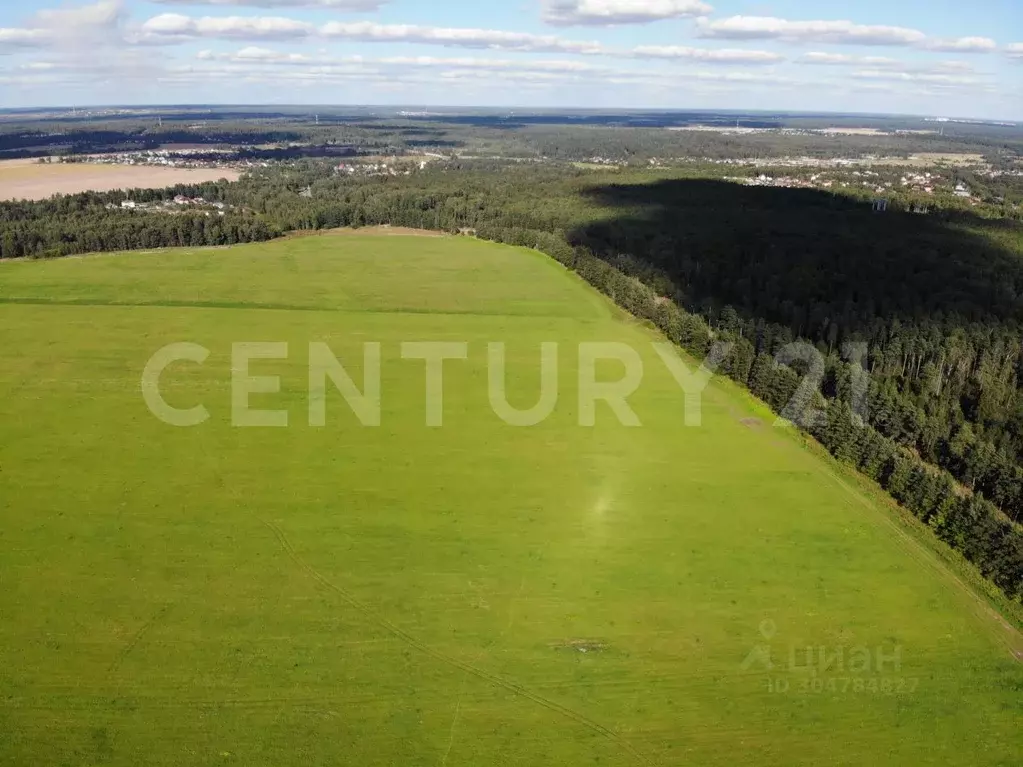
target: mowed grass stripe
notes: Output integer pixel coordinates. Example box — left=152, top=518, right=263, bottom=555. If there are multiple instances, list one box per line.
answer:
left=0, top=234, right=1020, bottom=766
left=0, top=296, right=607, bottom=319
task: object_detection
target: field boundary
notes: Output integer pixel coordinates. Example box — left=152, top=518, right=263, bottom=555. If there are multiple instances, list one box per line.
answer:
left=0, top=296, right=585, bottom=321
left=285, top=225, right=449, bottom=239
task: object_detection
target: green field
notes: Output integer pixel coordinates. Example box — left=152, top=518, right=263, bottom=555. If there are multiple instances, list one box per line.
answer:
left=1, top=234, right=1021, bottom=766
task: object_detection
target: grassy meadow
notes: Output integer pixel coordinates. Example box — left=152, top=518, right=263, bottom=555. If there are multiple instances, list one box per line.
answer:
left=0, top=233, right=1021, bottom=766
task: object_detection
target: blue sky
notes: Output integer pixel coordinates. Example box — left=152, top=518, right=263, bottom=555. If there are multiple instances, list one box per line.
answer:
left=0, top=1, right=1020, bottom=118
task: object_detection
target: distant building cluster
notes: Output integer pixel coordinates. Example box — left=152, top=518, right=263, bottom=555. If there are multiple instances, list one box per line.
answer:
left=977, top=168, right=1023, bottom=180
left=730, top=173, right=823, bottom=190
left=110, top=196, right=229, bottom=215
left=899, top=171, right=942, bottom=195
left=728, top=172, right=888, bottom=194
left=700, top=156, right=876, bottom=170
left=720, top=165, right=991, bottom=206
left=335, top=160, right=427, bottom=177
left=66, top=150, right=263, bottom=172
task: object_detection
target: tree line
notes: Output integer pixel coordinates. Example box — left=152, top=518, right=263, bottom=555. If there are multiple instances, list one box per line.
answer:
left=0, top=184, right=278, bottom=259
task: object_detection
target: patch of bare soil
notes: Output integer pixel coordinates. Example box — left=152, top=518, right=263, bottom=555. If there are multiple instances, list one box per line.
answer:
left=549, top=639, right=608, bottom=653
left=0, top=160, right=241, bottom=201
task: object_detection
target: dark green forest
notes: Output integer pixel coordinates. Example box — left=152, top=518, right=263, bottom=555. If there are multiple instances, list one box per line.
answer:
left=3, top=158, right=1023, bottom=603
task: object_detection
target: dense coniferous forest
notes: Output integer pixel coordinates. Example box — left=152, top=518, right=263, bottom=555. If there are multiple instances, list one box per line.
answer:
left=3, top=135, right=1023, bottom=603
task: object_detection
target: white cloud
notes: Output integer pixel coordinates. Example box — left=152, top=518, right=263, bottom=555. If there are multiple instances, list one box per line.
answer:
left=166, top=60, right=598, bottom=90
left=930, top=60, right=977, bottom=72
left=154, top=0, right=383, bottom=7
left=851, top=69, right=978, bottom=87
left=0, top=1, right=129, bottom=50
left=436, top=69, right=578, bottom=84
left=0, top=52, right=172, bottom=90
left=0, top=0, right=160, bottom=87
left=695, top=15, right=1003, bottom=54
left=800, top=52, right=975, bottom=74
left=319, top=21, right=605, bottom=53
left=141, top=14, right=316, bottom=40
left=0, top=74, right=63, bottom=86
left=2, top=2, right=1014, bottom=115
left=922, top=36, right=997, bottom=53
left=0, top=28, right=50, bottom=49
left=389, top=56, right=600, bottom=73
left=631, top=45, right=783, bottom=63
left=801, top=52, right=896, bottom=66
left=161, top=58, right=803, bottom=92
left=198, top=48, right=608, bottom=74
left=179, top=47, right=805, bottom=91
left=125, top=10, right=1017, bottom=62
left=32, top=0, right=126, bottom=30
left=139, top=15, right=606, bottom=52
left=197, top=46, right=314, bottom=63
left=687, top=70, right=794, bottom=84
left=543, top=0, right=712, bottom=26
left=199, top=43, right=782, bottom=69
left=695, top=16, right=927, bottom=45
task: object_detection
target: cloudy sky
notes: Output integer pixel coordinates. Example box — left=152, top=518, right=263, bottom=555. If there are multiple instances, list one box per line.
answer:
left=0, top=1, right=1020, bottom=118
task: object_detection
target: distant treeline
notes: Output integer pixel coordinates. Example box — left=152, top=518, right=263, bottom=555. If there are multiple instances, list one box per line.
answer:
left=0, top=184, right=278, bottom=258
left=4, top=110, right=1022, bottom=166
left=0, top=127, right=307, bottom=159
